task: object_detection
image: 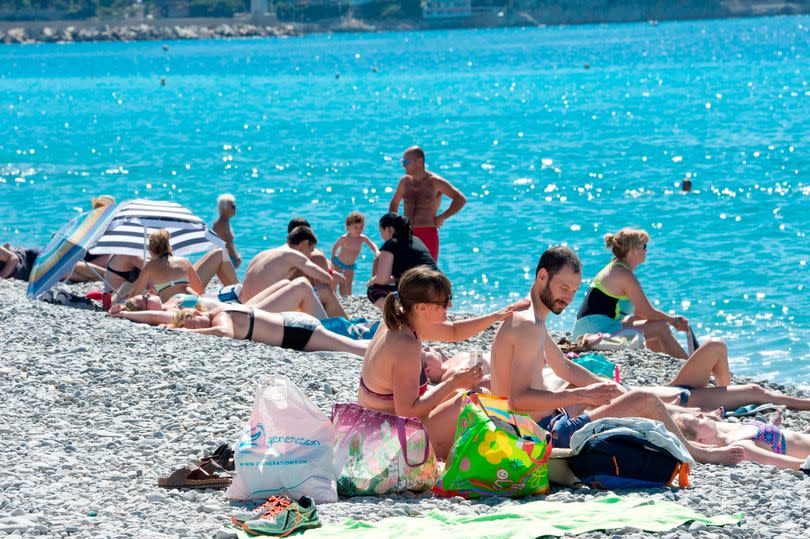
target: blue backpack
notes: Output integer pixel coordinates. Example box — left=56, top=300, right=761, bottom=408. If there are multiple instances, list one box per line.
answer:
left=567, top=434, right=690, bottom=489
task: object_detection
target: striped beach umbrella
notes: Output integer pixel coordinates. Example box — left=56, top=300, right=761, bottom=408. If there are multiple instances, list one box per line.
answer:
left=26, top=204, right=119, bottom=299
left=88, top=199, right=225, bottom=258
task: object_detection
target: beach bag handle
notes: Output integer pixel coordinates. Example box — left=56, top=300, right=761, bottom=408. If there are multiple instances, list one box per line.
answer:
left=397, top=416, right=431, bottom=467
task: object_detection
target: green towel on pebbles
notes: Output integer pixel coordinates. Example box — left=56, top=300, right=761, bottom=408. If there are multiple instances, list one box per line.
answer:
left=223, top=495, right=741, bottom=538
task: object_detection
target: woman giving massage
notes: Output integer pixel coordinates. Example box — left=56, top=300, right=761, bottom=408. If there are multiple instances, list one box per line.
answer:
left=358, top=265, right=530, bottom=459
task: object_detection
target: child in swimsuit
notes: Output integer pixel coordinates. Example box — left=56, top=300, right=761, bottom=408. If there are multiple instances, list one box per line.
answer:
left=675, top=412, right=810, bottom=471
left=329, top=211, right=379, bottom=297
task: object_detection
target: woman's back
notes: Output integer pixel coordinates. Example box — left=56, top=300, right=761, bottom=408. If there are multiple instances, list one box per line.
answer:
left=380, top=236, right=437, bottom=281
left=148, top=255, right=194, bottom=299
left=576, top=260, right=634, bottom=321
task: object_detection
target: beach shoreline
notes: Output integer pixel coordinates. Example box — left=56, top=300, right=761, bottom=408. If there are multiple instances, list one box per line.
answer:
left=0, top=278, right=808, bottom=537
left=1, top=2, right=809, bottom=45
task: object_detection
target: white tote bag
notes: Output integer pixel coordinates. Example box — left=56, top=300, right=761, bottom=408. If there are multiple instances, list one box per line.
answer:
left=226, top=375, right=338, bottom=503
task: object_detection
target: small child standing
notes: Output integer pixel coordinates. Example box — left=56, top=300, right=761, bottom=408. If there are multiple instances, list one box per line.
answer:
left=330, top=211, right=379, bottom=296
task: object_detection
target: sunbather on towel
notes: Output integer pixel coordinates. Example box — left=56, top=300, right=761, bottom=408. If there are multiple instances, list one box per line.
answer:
left=675, top=412, right=810, bottom=471
left=114, top=278, right=327, bottom=320
left=169, top=306, right=368, bottom=356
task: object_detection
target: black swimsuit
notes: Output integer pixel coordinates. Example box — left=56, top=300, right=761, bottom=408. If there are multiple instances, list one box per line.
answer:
left=280, top=312, right=320, bottom=351
left=106, top=264, right=141, bottom=283
left=224, top=307, right=255, bottom=341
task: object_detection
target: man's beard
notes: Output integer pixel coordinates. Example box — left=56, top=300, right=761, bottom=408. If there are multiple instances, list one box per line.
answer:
left=539, top=284, right=567, bottom=315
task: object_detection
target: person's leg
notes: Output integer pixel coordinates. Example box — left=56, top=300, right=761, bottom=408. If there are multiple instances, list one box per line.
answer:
left=304, top=326, right=368, bottom=356
left=343, top=269, right=354, bottom=296
left=316, top=286, right=348, bottom=318
left=245, top=280, right=293, bottom=305
left=631, top=319, right=688, bottom=359
left=423, top=389, right=466, bottom=460
left=669, top=338, right=731, bottom=388
left=784, top=431, right=810, bottom=461
left=588, top=389, right=743, bottom=465
left=686, top=384, right=810, bottom=412
left=252, top=278, right=327, bottom=319
left=194, top=249, right=239, bottom=287
left=66, top=261, right=106, bottom=282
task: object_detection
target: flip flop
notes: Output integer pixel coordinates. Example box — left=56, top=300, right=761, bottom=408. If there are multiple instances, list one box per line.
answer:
left=157, top=462, right=232, bottom=490
left=723, top=403, right=786, bottom=419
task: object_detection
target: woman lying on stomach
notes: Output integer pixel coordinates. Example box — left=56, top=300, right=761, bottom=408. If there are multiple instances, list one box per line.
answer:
left=358, top=266, right=529, bottom=460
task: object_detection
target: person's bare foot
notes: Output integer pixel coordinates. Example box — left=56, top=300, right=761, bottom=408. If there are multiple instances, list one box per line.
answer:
left=771, top=409, right=783, bottom=427
left=695, top=445, right=744, bottom=465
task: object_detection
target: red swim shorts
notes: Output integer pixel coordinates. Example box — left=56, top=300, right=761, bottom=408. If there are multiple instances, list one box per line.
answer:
left=412, top=226, right=439, bottom=261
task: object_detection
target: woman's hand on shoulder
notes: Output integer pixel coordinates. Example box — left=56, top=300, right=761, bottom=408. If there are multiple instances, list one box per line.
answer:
left=491, top=298, right=531, bottom=321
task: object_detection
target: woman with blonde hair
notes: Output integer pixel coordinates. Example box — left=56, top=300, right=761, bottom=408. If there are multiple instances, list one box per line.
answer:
left=125, top=229, right=238, bottom=302
left=573, top=228, right=691, bottom=358
left=674, top=412, right=810, bottom=472
left=168, top=305, right=367, bottom=356
left=358, top=266, right=529, bottom=459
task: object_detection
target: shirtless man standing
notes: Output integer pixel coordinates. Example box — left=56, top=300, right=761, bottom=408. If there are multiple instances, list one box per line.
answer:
left=490, top=246, right=743, bottom=466
left=212, top=194, right=241, bottom=269
left=388, top=146, right=466, bottom=262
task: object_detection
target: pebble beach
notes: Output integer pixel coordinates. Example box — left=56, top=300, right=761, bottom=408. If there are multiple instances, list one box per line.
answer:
left=1, top=279, right=808, bottom=538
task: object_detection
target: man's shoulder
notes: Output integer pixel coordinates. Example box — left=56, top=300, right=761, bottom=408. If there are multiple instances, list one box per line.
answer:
left=509, top=310, right=546, bottom=339
left=427, top=171, right=451, bottom=186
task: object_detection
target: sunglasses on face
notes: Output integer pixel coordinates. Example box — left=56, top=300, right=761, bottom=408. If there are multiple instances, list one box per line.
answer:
left=642, top=244, right=648, bottom=251
left=436, top=295, right=452, bottom=309
left=401, top=158, right=410, bottom=166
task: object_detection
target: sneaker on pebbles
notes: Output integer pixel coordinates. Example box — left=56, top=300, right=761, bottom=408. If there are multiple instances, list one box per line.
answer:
left=240, top=496, right=321, bottom=537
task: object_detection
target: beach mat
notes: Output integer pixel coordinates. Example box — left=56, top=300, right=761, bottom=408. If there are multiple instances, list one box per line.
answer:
left=223, top=495, right=741, bottom=538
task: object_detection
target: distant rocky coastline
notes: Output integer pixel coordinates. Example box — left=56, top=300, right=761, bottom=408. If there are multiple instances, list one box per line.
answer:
left=0, top=21, right=301, bottom=44
left=1, top=1, right=809, bottom=45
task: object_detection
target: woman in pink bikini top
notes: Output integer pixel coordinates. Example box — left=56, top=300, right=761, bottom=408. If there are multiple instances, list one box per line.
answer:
left=357, top=265, right=530, bottom=460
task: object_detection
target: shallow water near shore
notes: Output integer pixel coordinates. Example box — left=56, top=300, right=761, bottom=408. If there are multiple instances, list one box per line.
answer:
left=1, top=16, right=809, bottom=385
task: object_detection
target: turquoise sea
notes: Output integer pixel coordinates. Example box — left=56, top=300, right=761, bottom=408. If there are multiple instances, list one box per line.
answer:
left=1, top=16, right=809, bottom=386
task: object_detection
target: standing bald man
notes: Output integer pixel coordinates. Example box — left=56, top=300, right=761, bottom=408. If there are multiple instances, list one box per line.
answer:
left=388, top=146, right=466, bottom=262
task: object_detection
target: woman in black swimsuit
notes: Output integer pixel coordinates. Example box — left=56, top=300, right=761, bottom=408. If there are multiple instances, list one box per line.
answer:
left=358, top=266, right=530, bottom=460
left=170, top=306, right=367, bottom=356
left=366, top=213, right=437, bottom=307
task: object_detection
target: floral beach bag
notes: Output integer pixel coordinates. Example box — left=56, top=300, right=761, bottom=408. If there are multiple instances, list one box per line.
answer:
left=432, top=393, right=552, bottom=499
left=331, top=403, right=439, bottom=496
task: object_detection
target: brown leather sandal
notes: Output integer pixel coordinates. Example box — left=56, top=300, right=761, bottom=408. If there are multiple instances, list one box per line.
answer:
left=157, top=462, right=233, bottom=489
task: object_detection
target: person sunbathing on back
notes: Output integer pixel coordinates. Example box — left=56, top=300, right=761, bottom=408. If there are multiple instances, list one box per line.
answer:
left=675, top=412, right=810, bottom=472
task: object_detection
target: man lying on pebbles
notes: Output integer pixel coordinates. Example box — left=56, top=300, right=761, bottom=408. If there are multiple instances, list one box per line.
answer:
left=489, top=246, right=744, bottom=465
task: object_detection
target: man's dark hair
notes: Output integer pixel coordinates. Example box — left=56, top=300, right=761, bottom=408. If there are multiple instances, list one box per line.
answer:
left=287, top=225, right=317, bottom=246
left=287, top=217, right=311, bottom=233
left=535, top=245, right=582, bottom=279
